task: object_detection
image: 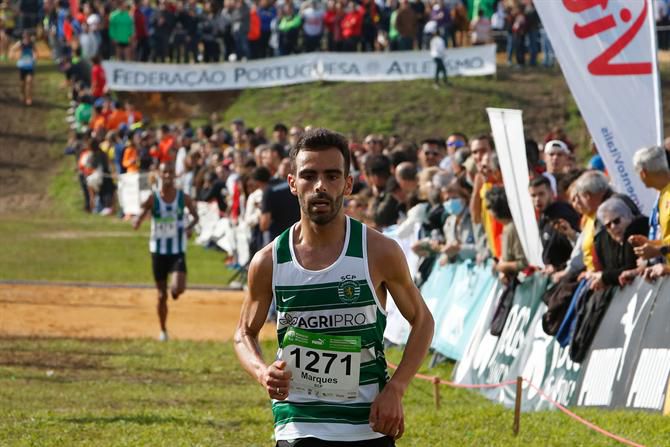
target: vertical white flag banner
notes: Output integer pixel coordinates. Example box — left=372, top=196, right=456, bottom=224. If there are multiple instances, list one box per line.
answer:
left=535, top=0, right=662, bottom=215
left=487, top=108, right=544, bottom=268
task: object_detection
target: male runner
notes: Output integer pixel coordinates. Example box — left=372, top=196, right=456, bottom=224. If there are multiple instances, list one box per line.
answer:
left=134, top=162, right=199, bottom=341
left=235, top=128, right=434, bottom=446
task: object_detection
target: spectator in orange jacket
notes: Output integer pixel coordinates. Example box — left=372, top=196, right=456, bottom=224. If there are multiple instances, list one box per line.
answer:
left=122, top=140, right=140, bottom=174
left=106, top=101, right=130, bottom=131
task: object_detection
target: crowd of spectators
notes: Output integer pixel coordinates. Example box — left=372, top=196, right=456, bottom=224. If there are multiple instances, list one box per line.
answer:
left=60, top=62, right=670, bottom=358
left=0, top=0, right=559, bottom=67
left=36, top=0, right=670, bottom=361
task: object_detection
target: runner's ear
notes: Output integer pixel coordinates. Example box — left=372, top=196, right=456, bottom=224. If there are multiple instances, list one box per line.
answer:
left=344, top=174, right=353, bottom=196
left=287, top=173, right=297, bottom=195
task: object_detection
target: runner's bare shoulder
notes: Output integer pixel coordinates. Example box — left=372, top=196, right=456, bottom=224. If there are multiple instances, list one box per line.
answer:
left=365, top=227, right=406, bottom=275
left=247, top=243, right=274, bottom=296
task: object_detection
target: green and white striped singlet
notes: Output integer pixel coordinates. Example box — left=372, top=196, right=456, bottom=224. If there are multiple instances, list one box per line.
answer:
left=149, top=190, right=187, bottom=255
left=272, top=216, right=389, bottom=442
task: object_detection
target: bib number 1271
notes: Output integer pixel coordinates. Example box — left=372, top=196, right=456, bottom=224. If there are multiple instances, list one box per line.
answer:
left=281, top=326, right=361, bottom=401
left=288, top=348, right=352, bottom=376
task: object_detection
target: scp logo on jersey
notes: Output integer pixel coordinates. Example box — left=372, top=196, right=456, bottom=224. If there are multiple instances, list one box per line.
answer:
left=337, top=278, right=361, bottom=304
left=564, top=0, right=652, bottom=76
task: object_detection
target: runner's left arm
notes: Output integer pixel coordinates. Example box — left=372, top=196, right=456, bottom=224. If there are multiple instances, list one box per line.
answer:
left=132, top=193, right=154, bottom=230
left=368, top=231, right=434, bottom=440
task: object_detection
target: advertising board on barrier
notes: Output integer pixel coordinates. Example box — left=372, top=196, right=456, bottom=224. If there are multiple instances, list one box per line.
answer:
left=517, top=306, right=582, bottom=411
left=575, top=277, right=665, bottom=410
left=429, top=261, right=496, bottom=361
left=453, top=273, right=581, bottom=409
left=534, top=0, right=662, bottom=214
left=103, top=46, right=496, bottom=92
left=623, top=279, right=670, bottom=411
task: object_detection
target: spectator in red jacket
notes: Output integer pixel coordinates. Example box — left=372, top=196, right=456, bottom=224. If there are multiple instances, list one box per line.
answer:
left=323, top=0, right=345, bottom=51
left=341, top=0, right=363, bottom=52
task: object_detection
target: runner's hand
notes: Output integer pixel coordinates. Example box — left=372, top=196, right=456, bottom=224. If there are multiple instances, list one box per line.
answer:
left=262, top=360, right=292, bottom=401
left=369, top=382, right=404, bottom=440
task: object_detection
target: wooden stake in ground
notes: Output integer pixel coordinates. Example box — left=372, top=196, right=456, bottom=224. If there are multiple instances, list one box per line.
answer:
left=513, top=376, right=523, bottom=435
left=432, top=376, right=441, bottom=409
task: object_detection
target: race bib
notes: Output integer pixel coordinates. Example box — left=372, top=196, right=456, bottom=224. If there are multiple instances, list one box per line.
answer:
left=154, top=217, right=178, bottom=238
left=281, top=327, right=361, bottom=401
left=17, top=55, right=34, bottom=70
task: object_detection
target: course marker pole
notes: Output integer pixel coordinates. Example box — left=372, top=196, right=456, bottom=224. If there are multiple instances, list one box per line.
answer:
left=432, top=376, right=441, bottom=409
left=513, top=376, right=522, bottom=436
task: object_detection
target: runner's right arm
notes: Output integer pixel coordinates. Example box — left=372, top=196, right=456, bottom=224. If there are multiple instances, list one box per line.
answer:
left=234, top=245, right=292, bottom=400
left=132, top=194, right=154, bottom=230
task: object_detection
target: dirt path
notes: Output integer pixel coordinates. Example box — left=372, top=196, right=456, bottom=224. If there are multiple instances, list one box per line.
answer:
left=0, top=65, right=65, bottom=214
left=0, top=284, right=276, bottom=341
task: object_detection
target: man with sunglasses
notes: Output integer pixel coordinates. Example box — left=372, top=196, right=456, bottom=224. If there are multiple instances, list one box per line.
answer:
left=418, top=138, right=445, bottom=170
left=440, top=132, right=468, bottom=172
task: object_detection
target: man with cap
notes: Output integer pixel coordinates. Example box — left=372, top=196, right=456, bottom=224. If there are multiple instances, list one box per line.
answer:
left=544, top=140, right=569, bottom=174
left=543, top=139, right=570, bottom=195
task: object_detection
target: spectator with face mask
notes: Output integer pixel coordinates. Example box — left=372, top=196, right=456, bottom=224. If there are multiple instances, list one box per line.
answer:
left=438, top=177, right=475, bottom=265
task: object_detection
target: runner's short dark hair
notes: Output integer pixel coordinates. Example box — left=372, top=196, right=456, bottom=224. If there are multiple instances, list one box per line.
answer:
left=290, top=128, right=350, bottom=176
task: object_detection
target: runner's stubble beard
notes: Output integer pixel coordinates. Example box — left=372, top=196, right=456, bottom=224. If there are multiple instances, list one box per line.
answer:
left=300, top=190, right=345, bottom=226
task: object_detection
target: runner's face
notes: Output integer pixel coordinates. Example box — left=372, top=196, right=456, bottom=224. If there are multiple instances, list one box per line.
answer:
left=160, top=165, right=175, bottom=187
left=289, top=148, right=353, bottom=225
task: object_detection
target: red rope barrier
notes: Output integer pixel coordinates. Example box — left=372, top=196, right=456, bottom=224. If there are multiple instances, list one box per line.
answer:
left=522, top=379, right=645, bottom=447
left=386, top=361, right=646, bottom=447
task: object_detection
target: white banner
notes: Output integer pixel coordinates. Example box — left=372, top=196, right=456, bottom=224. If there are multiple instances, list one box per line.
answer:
left=103, top=46, right=496, bottom=92
left=535, top=0, right=662, bottom=214
left=487, top=108, right=544, bottom=268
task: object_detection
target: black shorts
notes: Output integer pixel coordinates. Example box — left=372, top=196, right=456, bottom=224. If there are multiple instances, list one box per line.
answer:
left=276, top=437, right=395, bottom=447
left=151, top=253, right=187, bottom=283
left=19, top=68, right=33, bottom=80
left=116, top=42, right=129, bottom=48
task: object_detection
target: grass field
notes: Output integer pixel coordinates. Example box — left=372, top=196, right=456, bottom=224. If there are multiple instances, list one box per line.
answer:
left=1, top=337, right=667, bottom=446
left=1, top=62, right=669, bottom=446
